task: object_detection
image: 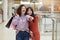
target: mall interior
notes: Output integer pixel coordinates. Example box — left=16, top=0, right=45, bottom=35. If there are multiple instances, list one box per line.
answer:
left=0, top=0, right=60, bottom=40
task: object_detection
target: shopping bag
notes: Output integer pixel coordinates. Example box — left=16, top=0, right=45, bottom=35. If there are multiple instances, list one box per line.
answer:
left=5, top=16, right=14, bottom=28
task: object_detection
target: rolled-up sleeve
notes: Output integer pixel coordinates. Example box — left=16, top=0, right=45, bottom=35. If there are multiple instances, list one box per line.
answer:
left=26, top=15, right=31, bottom=21
left=12, top=16, right=19, bottom=26
left=26, top=15, right=34, bottom=21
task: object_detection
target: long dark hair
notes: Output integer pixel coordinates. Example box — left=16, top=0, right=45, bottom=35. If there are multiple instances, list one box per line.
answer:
left=16, top=4, right=26, bottom=16
left=25, top=7, right=34, bottom=17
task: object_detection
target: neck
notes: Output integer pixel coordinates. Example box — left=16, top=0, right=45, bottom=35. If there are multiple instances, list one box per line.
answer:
left=21, top=14, right=24, bottom=16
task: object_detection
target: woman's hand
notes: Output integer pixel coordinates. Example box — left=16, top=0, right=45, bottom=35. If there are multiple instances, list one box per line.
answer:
left=30, top=31, right=34, bottom=38
left=29, top=17, right=34, bottom=21
left=38, top=14, right=42, bottom=19
left=35, top=14, right=42, bottom=19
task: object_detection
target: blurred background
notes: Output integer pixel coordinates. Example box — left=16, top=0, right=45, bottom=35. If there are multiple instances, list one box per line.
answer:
left=0, top=0, right=60, bottom=40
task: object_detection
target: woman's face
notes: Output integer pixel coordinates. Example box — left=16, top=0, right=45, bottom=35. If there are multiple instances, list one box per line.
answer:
left=27, top=8, right=32, bottom=16
left=21, top=6, right=26, bottom=15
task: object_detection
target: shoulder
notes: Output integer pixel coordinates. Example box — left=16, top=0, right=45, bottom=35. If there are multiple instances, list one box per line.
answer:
left=26, top=15, right=31, bottom=18
left=14, top=15, right=19, bottom=19
left=34, top=14, right=38, bottom=19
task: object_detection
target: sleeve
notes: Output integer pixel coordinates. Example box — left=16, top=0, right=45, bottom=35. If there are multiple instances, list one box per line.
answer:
left=11, top=16, right=19, bottom=26
left=10, top=22, right=16, bottom=30
left=34, top=15, right=38, bottom=23
left=26, top=15, right=34, bottom=21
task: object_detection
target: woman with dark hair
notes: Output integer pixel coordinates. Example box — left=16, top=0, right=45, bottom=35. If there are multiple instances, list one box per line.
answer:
left=25, top=7, right=41, bottom=40
left=25, top=7, right=34, bottom=17
left=11, top=5, right=34, bottom=40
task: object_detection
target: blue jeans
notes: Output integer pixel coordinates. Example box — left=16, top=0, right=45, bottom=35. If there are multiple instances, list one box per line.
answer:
left=16, top=31, right=29, bottom=40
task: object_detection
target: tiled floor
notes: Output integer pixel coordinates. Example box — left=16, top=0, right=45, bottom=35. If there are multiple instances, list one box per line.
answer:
left=0, top=20, right=60, bottom=40
left=0, top=24, right=52, bottom=40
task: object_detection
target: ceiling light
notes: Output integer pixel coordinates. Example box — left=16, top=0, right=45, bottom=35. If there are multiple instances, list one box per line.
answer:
left=0, top=1, right=2, bottom=4
left=20, top=1, right=30, bottom=4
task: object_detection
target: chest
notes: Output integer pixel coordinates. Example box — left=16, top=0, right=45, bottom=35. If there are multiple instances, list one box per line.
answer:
left=18, top=16, right=27, bottom=23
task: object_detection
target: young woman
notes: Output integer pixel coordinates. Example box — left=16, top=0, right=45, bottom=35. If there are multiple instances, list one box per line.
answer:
left=11, top=5, right=34, bottom=40
left=25, top=7, right=41, bottom=40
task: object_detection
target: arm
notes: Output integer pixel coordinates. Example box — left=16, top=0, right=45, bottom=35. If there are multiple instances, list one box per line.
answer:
left=26, top=15, right=34, bottom=21
left=12, top=15, right=19, bottom=26
left=35, top=14, right=42, bottom=20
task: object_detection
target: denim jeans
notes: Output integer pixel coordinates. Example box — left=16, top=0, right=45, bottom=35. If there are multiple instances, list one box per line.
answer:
left=16, top=31, right=29, bottom=40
